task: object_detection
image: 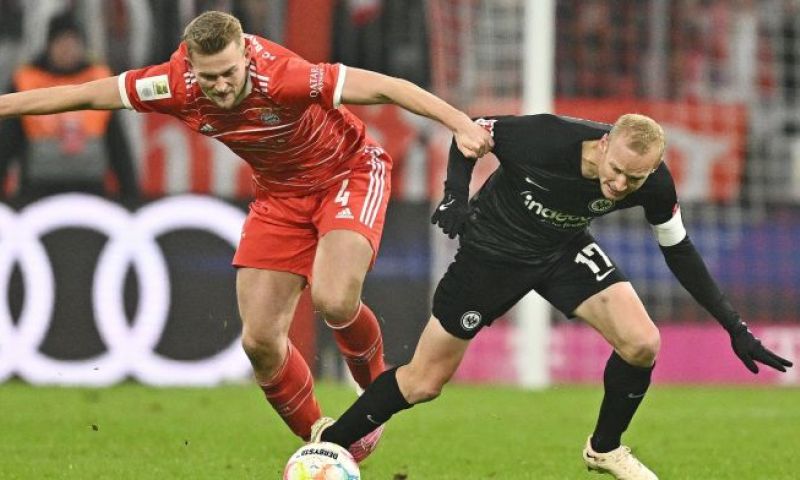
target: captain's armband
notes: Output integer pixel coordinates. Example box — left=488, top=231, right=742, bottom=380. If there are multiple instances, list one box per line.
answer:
left=651, top=208, right=687, bottom=247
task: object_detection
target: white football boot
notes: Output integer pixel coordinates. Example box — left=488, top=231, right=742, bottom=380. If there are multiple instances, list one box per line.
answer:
left=309, top=416, right=336, bottom=443
left=582, top=436, right=658, bottom=480
left=309, top=416, right=384, bottom=464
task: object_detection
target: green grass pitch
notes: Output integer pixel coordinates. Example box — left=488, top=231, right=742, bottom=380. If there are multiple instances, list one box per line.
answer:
left=0, top=381, right=797, bottom=479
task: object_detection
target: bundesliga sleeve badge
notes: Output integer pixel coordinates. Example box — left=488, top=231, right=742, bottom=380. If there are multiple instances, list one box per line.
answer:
left=135, top=74, right=172, bottom=101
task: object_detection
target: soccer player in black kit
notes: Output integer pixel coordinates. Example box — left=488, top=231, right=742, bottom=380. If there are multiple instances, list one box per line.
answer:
left=309, top=113, right=793, bottom=479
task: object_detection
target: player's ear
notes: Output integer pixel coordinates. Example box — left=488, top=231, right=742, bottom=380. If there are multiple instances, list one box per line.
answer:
left=652, top=159, right=663, bottom=172
left=185, top=50, right=195, bottom=69
left=242, top=39, right=252, bottom=60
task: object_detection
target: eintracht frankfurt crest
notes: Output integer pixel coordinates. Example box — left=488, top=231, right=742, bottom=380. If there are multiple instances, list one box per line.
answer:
left=588, top=198, right=616, bottom=213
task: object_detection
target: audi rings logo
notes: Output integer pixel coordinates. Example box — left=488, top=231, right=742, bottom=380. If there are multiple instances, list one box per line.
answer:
left=0, top=194, right=251, bottom=386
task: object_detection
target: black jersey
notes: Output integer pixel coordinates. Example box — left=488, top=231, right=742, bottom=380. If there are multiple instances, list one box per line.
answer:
left=461, top=114, right=678, bottom=264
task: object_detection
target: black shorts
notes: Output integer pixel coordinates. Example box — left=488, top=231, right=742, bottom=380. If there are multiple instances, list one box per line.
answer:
left=432, top=232, right=627, bottom=339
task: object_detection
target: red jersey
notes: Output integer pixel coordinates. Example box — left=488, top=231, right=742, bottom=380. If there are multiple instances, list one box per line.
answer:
left=118, top=34, right=376, bottom=197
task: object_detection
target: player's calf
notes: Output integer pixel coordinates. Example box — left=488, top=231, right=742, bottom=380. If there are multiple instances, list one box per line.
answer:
left=328, top=303, right=386, bottom=388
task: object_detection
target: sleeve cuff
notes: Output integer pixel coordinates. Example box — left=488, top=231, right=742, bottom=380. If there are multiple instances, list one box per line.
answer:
left=333, top=64, right=347, bottom=109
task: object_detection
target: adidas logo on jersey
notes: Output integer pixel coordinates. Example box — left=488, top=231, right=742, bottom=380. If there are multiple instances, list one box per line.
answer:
left=199, top=123, right=216, bottom=133
left=335, top=208, right=354, bottom=219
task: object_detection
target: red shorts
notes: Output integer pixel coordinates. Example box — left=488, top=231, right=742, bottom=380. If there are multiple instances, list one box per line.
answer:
left=232, top=146, right=392, bottom=278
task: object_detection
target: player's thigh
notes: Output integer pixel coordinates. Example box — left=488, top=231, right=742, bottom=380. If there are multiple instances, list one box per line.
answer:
left=536, top=233, right=629, bottom=319
left=539, top=234, right=659, bottom=361
left=314, top=147, right=392, bottom=272
left=236, top=267, right=307, bottom=341
left=311, top=229, right=373, bottom=316
left=433, top=247, right=539, bottom=340
left=574, top=282, right=659, bottom=362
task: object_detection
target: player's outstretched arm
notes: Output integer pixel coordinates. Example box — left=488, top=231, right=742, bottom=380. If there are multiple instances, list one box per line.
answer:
left=0, top=76, right=124, bottom=119
left=728, top=322, right=793, bottom=374
left=340, top=67, right=493, bottom=158
left=431, top=140, right=476, bottom=239
left=659, top=236, right=793, bottom=373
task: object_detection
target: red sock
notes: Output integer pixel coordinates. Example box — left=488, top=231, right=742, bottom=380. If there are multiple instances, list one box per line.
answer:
left=328, top=303, right=386, bottom=389
left=259, top=342, right=321, bottom=440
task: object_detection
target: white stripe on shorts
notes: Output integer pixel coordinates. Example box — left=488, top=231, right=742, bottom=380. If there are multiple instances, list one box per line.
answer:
left=359, top=151, right=386, bottom=228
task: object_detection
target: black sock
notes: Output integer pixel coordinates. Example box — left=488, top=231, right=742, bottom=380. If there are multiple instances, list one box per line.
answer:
left=321, top=367, right=412, bottom=448
left=591, top=351, right=654, bottom=453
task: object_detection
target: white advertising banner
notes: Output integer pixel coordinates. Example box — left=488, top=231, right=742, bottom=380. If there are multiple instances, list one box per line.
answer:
left=0, top=194, right=251, bottom=386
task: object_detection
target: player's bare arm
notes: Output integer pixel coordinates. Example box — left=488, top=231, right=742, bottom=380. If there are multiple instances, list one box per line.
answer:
left=0, top=76, right=123, bottom=119
left=340, top=67, right=493, bottom=158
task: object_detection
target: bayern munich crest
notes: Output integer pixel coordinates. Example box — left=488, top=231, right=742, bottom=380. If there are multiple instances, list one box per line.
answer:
left=259, top=108, right=281, bottom=125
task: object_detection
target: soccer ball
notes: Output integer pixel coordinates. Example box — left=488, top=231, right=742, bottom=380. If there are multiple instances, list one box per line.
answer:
left=283, top=442, right=361, bottom=480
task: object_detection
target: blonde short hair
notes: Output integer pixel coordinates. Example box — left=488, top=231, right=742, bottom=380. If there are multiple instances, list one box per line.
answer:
left=183, top=11, right=243, bottom=56
left=609, top=113, right=666, bottom=160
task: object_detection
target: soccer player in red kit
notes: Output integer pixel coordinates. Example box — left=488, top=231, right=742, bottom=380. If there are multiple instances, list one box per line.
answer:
left=0, top=11, right=494, bottom=461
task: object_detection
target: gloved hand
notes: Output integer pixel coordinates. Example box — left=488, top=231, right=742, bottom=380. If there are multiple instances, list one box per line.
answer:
left=431, top=191, right=470, bottom=239
left=729, top=323, right=793, bottom=374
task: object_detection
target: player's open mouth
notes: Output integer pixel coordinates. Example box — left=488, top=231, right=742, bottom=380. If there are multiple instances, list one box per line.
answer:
left=604, top=184, right=625, bottom=198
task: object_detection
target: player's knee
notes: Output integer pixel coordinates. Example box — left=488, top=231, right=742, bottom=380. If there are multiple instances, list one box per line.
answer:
left=312, top=287, right=360, bottom=325
left=241, top=327, right=287, bottom=375
left=619, top=329, right=661, bottom=367
left=406, top=379, right=445, bottom=404
left=401, top=367, right=448, bottom=404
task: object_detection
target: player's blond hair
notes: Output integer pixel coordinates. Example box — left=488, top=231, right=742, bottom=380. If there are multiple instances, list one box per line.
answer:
left=183, top=11, right=243, bottom=56
left=609, top=113, right=666, bottom=161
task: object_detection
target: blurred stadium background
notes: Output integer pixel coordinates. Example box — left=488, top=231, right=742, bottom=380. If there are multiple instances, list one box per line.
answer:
left=1, top=0, right=799, bottom=393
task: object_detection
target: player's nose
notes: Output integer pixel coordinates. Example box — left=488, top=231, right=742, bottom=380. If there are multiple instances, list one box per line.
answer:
left=214, top=78, right=228, bottom=92
left=613, top=175, right=627, bottom=191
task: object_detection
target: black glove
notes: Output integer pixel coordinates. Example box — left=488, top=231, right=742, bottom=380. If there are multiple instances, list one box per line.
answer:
left=729, top=323, right=793, bottom=374
left=431, top=191, right=470, bottom=239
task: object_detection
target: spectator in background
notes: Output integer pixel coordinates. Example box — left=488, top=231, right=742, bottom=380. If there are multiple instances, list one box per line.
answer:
left=556, top=0, right=643, bottom=98
left=0, top=12, right=137, bottom=202
left=780, top=0, right=800, bottom=104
